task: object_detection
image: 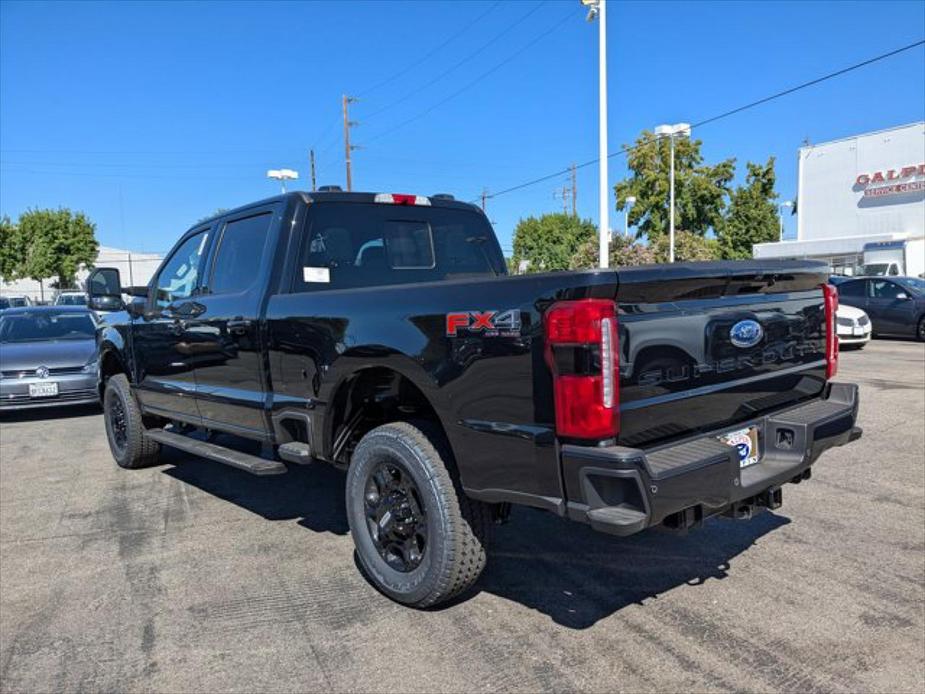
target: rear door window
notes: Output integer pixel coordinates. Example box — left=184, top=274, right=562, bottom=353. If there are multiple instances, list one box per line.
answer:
left=208, top=212, right=273, bottom=295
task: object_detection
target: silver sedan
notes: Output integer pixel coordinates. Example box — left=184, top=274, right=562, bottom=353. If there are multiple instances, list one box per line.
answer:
left=0, top=307, right=100, bottom=411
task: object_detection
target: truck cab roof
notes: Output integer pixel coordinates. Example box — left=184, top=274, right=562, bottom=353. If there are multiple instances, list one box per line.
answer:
left=194, top=190, right=482, bottom=228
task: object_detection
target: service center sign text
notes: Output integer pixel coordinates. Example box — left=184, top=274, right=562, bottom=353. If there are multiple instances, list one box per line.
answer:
left=856, top=163, right=925, bottom=198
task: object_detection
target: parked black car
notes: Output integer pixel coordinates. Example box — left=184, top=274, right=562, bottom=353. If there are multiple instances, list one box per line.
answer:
left=834, top=276, right=925, bottom=341
left=86, top=190, right=861, bottom=608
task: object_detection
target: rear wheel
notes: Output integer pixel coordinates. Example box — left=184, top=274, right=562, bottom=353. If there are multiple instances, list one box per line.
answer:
left=345, top=421, right=491, bottom=607
left=103, top=374, right=161, bottom=469
left=918, top=317, right=925, bottom=342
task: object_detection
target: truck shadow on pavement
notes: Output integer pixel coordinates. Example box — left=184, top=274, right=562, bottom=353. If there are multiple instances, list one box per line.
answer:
left=160, top=447, right=350, bottom=535
left=160, top=446, right=789, bottom=628
left=478, top=506, right=789, bottom=629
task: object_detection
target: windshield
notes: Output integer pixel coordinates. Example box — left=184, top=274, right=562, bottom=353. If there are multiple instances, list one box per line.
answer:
left=0, top=311, right=97, bottom=343
left=900, top=278, right=925, bottom=295
left=55, top=293, right=87, bottom=306
left=863, top=263, right=891, bottom=276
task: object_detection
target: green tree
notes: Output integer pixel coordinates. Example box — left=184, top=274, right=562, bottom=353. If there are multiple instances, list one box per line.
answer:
left=511, top=213, right=596, bottom=273
left=569, top=234, right=657, bottom=269
left=615, top=130, right=735, bottom=242
left=652, top=230, right=721, bottom=263
left=0, top=216, right=21, bottom=280
left=716, top=157, right=779, bottom=259
left=12, top=208, right=99, bottom=288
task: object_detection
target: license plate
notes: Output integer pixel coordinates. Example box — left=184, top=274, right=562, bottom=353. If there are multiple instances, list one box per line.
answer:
left=718, top=426, right=761, bottom=468
left=29, top=382, right=59, bottom=398
left=853, top=326, right=865, bottom=336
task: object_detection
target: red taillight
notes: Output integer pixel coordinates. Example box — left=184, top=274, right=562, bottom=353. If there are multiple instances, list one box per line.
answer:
left=822, top=283, right=839, bottom=379
left=544, top=299, right=619, bottom=440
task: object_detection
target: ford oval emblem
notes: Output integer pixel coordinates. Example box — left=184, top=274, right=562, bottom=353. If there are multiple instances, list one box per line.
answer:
left=729, top=320, right=763, bottom=349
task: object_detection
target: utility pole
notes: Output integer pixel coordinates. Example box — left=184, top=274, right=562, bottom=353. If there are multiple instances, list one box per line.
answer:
left=342, top=94, right=359, bottom=191
left=480, top=188, right=488, bottom=212
left=309, top=149, right=317, bottom=191
left=553, top=185, right=571, bottom=214
left=570, top=163, right=577, bottom=216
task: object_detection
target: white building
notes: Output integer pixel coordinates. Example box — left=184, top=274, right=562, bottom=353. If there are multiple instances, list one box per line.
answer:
left=1, top=245, right=163, bottom=304
left=754, top=122, right=925, bottom=275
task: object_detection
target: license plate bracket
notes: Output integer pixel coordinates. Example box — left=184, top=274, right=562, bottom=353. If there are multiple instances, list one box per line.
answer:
left=718, top=425, right=761, bottom=468
left=29, top=382, right=59, bottom=398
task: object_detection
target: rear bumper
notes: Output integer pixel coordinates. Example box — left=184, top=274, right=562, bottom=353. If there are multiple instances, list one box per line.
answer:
left=561, top=382, right=861, bottom=536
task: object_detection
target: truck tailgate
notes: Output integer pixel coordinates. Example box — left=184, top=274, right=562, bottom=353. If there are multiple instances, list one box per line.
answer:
left=615, top=261, right=831, bottom=448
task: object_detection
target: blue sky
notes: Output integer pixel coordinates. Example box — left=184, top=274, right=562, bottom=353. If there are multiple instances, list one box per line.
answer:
left=1, top=0, right=923, bottom=256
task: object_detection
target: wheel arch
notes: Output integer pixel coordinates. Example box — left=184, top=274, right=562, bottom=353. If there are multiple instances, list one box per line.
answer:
left=98, top=340, right=130, bottom=399
left=322, top=361, right=458, bottom=477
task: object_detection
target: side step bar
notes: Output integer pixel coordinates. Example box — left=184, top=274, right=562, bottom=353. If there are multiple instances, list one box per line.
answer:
left=146, top=429, right=287, bottom=476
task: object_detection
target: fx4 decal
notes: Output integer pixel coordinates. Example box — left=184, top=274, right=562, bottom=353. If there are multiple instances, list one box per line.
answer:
left=446, top=309, right=522, bottom=337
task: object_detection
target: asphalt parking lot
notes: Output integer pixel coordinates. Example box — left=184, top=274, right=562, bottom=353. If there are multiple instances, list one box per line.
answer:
left=1, top=339, right=923, bottom=693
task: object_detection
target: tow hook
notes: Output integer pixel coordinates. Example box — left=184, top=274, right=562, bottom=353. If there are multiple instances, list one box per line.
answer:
left=726, top=487, right=783, bottom=520
left=756, top=487, right=783, bottom=510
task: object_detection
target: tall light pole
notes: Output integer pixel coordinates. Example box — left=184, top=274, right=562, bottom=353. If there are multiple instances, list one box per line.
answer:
left=583, top=0, right=609, bottom=268
left=654, top=122, right=691, bottom=263
left=267, top=168, right=299, bottom=193
left=624, top=195, right=636, bottom=238
left=778, top=200, right=794, bottom=241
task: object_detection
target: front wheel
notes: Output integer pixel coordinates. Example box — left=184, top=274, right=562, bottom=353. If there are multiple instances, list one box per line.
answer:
left=345, top=422, right=492, bottom=608
left=918, top=317, right=925, bottom=342
left=103, top=374, right=161, bottom=469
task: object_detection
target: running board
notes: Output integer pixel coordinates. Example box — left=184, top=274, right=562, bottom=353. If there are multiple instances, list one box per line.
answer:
left=146, top=429, right=287, bottom=476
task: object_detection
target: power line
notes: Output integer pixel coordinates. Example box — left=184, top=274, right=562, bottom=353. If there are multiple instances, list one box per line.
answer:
left=362, top=1, right=545, bottom=121
left=365, top=7, right=575, bottom=144
left=692, top=38, right=925, bottom=130
left=477, top=38, right=925, bottom=203
left=358, top=0, right=504, bottom=98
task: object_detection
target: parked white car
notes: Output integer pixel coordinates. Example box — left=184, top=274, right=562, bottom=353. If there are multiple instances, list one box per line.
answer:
left=836, top=303, right=871, bottom=349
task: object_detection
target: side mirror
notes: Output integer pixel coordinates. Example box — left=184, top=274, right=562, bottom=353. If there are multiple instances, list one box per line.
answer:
left=87, top=267, right=125, bottom=311
left=896, top=292, right=910, bottom=301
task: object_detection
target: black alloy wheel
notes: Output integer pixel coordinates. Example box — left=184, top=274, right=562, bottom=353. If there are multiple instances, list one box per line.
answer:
left=364, top=460, right=428, bottom=572
left=107, top=393, right=128, bottom=454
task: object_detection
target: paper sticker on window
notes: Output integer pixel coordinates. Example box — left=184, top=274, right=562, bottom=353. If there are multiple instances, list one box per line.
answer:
left=303, top=266, right=331, bottom=283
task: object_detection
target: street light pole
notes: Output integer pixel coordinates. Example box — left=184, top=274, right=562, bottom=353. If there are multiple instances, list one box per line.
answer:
left=583, top=0, right=609, bottom=269
left=778, top=200, right=794, bottom=241
left=267, top=168, right=299, bottom=194
left=654, top=122, right=691, bottom=263
left=597, top=0, right=608, bottom=268
left=669, top=135, right=676, bottom=263
left=624, top=195, right=636, bottom=238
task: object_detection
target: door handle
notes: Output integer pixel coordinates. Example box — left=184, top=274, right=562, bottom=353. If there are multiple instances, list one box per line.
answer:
left=227, top=318, right=252, bottom=335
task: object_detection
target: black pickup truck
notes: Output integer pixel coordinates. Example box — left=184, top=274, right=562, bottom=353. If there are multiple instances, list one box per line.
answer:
left=87, top=190, right=861, bottom=607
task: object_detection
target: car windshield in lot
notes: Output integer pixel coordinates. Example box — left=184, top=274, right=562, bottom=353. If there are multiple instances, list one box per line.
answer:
left=0, top=311, right=97, bottom=343
left=862, top=263, right=893, bottom=276
left=55, top=293, right=87, bottom=306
